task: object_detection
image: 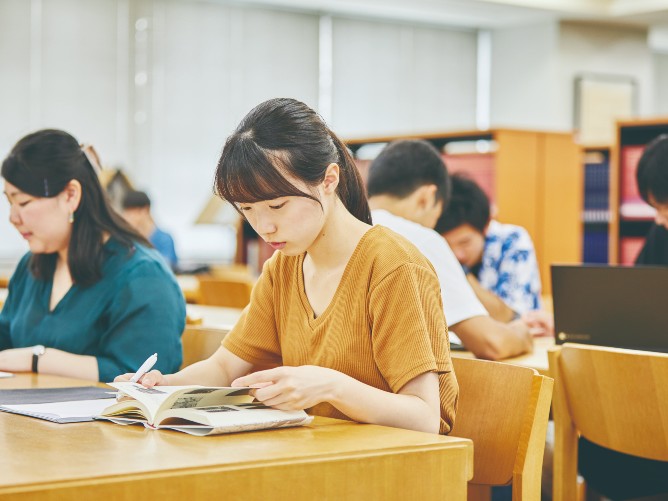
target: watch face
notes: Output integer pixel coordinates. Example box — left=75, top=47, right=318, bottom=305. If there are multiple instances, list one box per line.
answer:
left=33, top=345, right=45, bottom=356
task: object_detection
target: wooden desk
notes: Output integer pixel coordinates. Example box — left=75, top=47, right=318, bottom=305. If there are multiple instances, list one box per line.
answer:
left=0, top=374, right=473, bottom=500
left=451, top=336, right=554, bottom=376
left=176, top=274, right=200, bottom=303
left=186, top=303, right=243, bottom=329
left=0, top=288, right=6, bottom=309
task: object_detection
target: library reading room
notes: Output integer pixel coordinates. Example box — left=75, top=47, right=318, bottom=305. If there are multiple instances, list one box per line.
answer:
left=1, top=1, right=668, bottom=500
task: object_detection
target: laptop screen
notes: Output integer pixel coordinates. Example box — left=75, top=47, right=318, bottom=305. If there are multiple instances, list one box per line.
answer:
left=551, top=264, right=668, bottom=352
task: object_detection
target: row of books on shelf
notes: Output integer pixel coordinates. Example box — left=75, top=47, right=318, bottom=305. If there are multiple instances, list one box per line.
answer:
left=583, top=151, right=609, bottom=222
left=583, top=232, right=646, bottom=265
left=582, top=227, right=609, bottom=264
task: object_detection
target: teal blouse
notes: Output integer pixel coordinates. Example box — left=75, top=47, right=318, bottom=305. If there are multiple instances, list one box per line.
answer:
left=0, top=238, right=185, bottom=381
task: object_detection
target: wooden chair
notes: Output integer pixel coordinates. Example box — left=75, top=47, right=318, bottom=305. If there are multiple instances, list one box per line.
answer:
left=180, top=325, right=231, bottom=370
left=549, top=343, right=668, bottom=501
left=197, top=275, right=254, bottom=309
left=450, top=357, right=554, bottom=501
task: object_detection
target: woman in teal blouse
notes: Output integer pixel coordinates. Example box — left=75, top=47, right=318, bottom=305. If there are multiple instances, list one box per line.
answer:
left=0, top=129, right=184, bottom=382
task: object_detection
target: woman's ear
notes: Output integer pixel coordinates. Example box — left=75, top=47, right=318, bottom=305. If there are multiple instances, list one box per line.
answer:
left=61, top=179, right=83, bottom=212
left=322, top=163, right=340, bottom=194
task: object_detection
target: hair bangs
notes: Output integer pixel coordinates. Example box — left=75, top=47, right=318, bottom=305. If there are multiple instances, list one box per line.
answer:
left=215, top=136, right=316, bottom=207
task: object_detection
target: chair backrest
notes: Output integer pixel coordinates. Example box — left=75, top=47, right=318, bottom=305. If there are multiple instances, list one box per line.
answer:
left=180, top=325, right=231, bottom=369
left=197, top=275, right=254, bottom=309
left=549, top=343, right=668, bottom=501
left=450, top=357, right=554, bottom=501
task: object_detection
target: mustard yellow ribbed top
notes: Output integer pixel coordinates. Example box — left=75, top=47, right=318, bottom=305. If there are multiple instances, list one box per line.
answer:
left=223, top=225, right=458, bottom=434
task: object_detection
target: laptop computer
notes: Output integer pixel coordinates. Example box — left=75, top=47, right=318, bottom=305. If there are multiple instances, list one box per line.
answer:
left=551, top=264, right=668, bottom=352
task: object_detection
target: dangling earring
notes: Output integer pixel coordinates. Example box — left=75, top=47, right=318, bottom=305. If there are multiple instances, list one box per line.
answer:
left=68, top=211, right=75, bottom=224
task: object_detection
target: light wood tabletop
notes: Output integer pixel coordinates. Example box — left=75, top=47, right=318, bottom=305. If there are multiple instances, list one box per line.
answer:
left=0, top=374, right=473, bottom=500
left=451, top=336, right=554, bottom=376
left=185, top=303, right=243, bottom=329
left=176, top=274, right=200, bottom=303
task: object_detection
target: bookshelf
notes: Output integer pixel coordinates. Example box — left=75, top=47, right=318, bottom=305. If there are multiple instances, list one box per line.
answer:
left=610, top=119, right=668, bottom=264
left=581, top=145, right=611, bottom=264
left=346, top=129, right=583, bottom=294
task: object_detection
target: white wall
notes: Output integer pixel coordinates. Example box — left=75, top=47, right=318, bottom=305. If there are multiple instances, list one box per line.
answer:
left=0, top=0, right=482, bottom=266
left=1, top=0, right=667, bottom=268
left=556, top=22, right=653, bottom=130
left=491, top=20, right=654, bottom=131
left=654, top=52, right=668, bottom=114
left=331, top=17, right=478, bottom=136
left=490, top=20, right=561, bottom=129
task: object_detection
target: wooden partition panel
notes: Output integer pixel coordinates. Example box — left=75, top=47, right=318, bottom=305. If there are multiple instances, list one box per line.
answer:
left=540, top=133, right=583, bottom=293
left=494, top=130, right=541, bottom=241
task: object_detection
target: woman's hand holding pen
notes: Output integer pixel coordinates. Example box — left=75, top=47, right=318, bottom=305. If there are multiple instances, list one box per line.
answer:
left=114, top=369, right=169, bottom=387
left=231, top=365, right=340, bottom=411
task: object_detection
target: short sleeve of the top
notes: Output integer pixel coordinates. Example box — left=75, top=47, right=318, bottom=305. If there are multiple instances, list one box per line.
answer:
left=368, top=260, right=457, bottom=434
left=368, top=262, right=452, bottom=393
left=371, top=210, right=487, bottom=327
left=222, top=256, right=282, bottom=367
left=96, top=260, right=185, bottom=382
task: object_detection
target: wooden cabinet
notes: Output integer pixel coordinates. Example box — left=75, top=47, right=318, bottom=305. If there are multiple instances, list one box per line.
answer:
left=609, top=119, right=668, bottom=264
left=346, top=129, right=583, bottom=294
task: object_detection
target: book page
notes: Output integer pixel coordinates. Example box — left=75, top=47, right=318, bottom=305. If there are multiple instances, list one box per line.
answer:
left=107, top=383, right=254, bottom=424
left=157, top=402, right=313, bottom=435
left=107, top=383, right=198, bottom=422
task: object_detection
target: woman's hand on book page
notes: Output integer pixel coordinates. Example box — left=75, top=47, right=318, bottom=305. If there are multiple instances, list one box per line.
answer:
left=231, top=365, right=340, bottom=411
left=113, top=370, right=168, bottom=387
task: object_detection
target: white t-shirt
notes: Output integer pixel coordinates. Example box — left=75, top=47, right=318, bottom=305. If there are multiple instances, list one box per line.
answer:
left=371, top=209, right=488, bottom=330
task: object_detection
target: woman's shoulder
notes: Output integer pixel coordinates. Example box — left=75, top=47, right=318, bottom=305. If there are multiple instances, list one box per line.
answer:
left=104, top=239, right=175, bottom=280
left=357, top=226, right=436, bottom=277
left=7, top=252, right=33, bottom=286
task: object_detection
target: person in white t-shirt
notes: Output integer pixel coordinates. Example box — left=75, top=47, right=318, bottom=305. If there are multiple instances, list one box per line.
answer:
left=367, top=139, right=532, bottom=360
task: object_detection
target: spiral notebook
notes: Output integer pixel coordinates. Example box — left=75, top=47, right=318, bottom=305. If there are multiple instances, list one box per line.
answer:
left=0, top=386, right=116, bottom=423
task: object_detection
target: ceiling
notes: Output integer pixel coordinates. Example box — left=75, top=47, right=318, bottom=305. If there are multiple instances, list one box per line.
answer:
left=233, top=0, right=668, bottom=29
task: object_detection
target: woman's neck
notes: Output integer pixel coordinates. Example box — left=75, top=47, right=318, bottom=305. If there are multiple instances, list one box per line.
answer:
left=305, top=198, right=371, bottom=271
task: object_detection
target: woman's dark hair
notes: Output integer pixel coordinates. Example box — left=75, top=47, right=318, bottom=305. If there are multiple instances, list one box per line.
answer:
left=435, top=173, right=490, bottom=234
left=1, top=129, right=150, bottom=286
left=637, top=134, right=668, bottom=205
left=214, top=98, right=371, bottom=224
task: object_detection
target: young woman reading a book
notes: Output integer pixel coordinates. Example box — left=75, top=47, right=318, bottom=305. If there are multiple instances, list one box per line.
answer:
left=0, top=129, right=184, bottom=381
left=117, top=98, right=458, bottom=434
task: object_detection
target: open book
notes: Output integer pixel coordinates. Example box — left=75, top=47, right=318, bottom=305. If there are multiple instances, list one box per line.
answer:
left=98, top=382, right=313, bottom=436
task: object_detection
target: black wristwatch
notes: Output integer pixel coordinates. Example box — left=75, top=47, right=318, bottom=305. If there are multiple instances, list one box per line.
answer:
left=32, top=345, right=46, bottom=373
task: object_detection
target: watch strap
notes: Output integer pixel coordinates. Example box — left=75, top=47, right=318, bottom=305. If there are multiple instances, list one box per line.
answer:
left=31, top=345, right=45, bottom=373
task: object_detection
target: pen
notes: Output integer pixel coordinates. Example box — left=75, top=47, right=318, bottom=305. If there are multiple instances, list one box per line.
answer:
left=130, top=353, right=158, bottom=383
